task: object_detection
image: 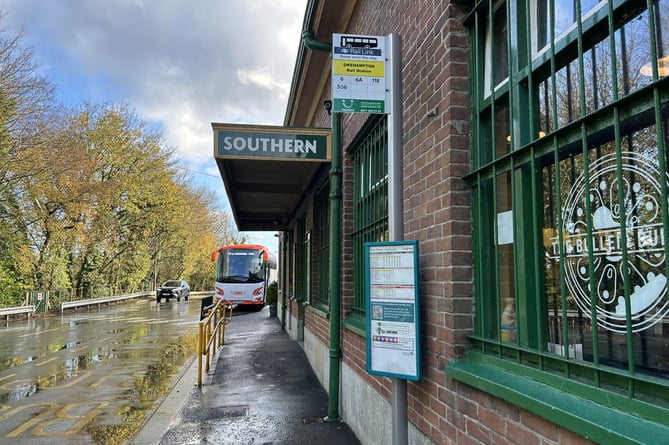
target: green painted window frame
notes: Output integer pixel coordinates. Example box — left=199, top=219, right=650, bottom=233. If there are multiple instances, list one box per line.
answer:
left=313, top=184, right=330, bottom=310
left=299, top=216, right=309, bottom=304
left=449, top=0, right=669, bottom=441
left=348, top=115, right=389, bottom=322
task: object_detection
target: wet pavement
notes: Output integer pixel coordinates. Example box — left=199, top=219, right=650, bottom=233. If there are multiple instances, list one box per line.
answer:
left=147, top=307, right=361, bottom=445
left=0, top=298, right=201, bottom=444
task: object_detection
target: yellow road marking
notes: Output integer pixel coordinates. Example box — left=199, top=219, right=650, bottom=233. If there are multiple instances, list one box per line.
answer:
left=0, top=374, right=16, bottom=383
left=31, top=402, right=109, bottom=436
left=35, top=357, right=58, bottom=367
left=4, top=403, right=58, bottom=437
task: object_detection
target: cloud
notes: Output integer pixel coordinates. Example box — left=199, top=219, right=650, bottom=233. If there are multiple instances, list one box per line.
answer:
left=237, top=66, right=289, bottom=97
left=0, top=0, right=308, bottom=213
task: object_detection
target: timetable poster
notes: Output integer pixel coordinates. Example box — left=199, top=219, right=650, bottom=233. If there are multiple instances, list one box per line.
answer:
left=365, top=241, right=421, bottom=380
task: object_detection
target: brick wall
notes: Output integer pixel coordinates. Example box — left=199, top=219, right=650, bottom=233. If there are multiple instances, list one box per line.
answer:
left=299, top=1, right=593, bottom=443
left=334, top=2, right=477, bottom=443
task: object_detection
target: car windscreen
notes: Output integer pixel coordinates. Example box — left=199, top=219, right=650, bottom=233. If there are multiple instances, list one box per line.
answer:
left=163, top=280, right=181, bottom=287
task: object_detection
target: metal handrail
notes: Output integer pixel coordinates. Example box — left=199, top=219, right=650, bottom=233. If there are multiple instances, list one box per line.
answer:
left=60, top=292, right=152, bottom=313
left=0, top=305, right=35, bottom=321
left=197, top=301, right=232, bottom=387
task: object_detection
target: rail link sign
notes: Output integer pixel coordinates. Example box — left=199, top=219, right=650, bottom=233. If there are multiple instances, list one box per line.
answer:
left=213, top=123, right=331, bottom=161
left=332, top=33, right=389, bottom=114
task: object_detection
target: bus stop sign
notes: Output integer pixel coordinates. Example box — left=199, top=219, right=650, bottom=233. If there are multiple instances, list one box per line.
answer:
left=332, top=33, right=389, bottom=114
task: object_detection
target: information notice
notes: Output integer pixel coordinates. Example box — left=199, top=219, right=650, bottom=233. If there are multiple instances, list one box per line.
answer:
left=365, top=241, right=421, bottom=380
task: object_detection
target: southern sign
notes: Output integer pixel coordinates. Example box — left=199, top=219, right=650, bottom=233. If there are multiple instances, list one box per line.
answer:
left=213, top=123, right=331, bottom=161
left=365, top=240, right=421, bottom=380
left=332, top=33, right=389, bottom=114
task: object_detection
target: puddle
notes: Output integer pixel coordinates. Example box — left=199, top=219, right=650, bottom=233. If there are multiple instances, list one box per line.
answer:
left=86, top=334, right=198, bottom=445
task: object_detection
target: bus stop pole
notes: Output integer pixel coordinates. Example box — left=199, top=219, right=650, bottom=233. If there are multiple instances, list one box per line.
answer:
left=387, top=33, right=408, bottom=445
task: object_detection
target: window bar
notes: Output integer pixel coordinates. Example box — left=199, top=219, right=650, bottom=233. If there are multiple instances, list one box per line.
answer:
left=472, top=8, right=488, bottom=348
left=473, top=10, right=482, bottom=169
left=618, top=25, right=630, bottom=97
left=474, top=179, right=487, bottom=345
left=605, top=0, right=636, bottom=391
left=492, top=164, right=503, bottom=352
left=523, top=0, right=546, bottom=363
left=647, top=1, right=669, bottom=328
left=590, top=45, right=600, bottom=112
left=652, top=0, right=666, bottom=69
left=510, top=160, right=520, bottom=362
left=547, top=166, right=560, bottom=358
left=545, top=0, right=577, bottom=375
left=553, top=135, right=572, bottom=367
left=486, top=0, right=503, bottom=351
left=542, top=79, right=551, bottom=134
left=566, top=1, right=577, bottom=123
left=614, top=110, right=635, bottom=382
left=530, top=150, right=544, bottom=352
left=575, top=0, right=587, bottom=119
left=489, top=0, right=498, bottom=164
left=574, top=1, right=602, bottom=379
left=606, top=0, right=620, bottom=103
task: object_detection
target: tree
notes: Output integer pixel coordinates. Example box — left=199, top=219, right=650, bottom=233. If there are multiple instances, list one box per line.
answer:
left=0, top=12, right=225, bottom=305
left=0, top=15, right=56, bottom=303
left=211, top=209, right=246, bottom=246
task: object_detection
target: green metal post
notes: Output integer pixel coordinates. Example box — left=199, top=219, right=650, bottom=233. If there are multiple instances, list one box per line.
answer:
left=325, top=111, right=342, bottom=422
left=281, top=232, right=288, bottom=328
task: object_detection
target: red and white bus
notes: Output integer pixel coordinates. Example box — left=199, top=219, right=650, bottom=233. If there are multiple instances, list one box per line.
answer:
left=210, top=244, right=277, bottom=308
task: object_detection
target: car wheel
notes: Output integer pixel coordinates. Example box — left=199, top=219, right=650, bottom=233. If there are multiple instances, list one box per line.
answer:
left=177, top=297, right=181, bottom=302
left=157, top=296, right=161, bottom=303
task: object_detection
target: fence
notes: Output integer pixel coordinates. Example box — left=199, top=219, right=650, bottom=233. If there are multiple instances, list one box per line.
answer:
left=60, top=292, right=153, bottom=313
left=197, top=300, right=233, bottom=387
left=0, top=305, right=35, bottom=322
left=59, top=291, right=213, bottom=313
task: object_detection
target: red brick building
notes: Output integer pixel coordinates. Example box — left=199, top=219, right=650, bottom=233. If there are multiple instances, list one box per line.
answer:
left=217, top=0, right=669, bottom=443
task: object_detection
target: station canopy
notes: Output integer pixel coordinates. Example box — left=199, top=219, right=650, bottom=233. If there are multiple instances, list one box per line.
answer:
left=212, top=123, right=331, bottom=231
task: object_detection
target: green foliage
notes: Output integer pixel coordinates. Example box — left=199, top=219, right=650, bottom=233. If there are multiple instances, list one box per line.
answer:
left=266, top=280, right=278, bottom=305
left=0, top=19, right=222, bottom=306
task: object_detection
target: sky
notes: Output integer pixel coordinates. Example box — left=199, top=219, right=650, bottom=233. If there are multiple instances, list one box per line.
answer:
left=0, top=0, right=309, bottom=252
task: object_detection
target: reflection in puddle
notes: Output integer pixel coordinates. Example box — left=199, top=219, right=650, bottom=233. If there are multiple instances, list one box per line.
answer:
left=88, top=334, right=198, bottom=445
left=0, top=355, right=37, bottom=372
left=0, top=301, right=201, bottom=443
left=0, top=368, right=79, bottom=402
left=0, top=333, right=197, bottom=415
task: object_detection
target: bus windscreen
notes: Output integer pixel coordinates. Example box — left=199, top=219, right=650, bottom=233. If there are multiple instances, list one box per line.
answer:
left=217, top=249, right=265, bottom=283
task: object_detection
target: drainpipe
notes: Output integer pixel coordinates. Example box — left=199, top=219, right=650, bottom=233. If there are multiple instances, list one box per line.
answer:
left=302, top=29, right=331, bottom=52
left=281, top=232, right=288, bottom=329
left=301, top=12, right=341, bottom=423
left=325, top=113, right=342, bottom=422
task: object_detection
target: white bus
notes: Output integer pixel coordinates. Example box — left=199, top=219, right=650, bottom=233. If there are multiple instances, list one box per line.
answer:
left=210, top=244, right=277, bottom=309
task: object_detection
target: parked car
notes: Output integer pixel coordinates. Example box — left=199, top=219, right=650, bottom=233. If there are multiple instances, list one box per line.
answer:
left=156, top=280, right=190, bottom=302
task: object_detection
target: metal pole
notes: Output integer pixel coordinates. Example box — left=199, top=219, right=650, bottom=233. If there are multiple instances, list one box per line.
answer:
left=198, top=321, right=204, bottom=387
left=387, top=32, right=407, bottom=445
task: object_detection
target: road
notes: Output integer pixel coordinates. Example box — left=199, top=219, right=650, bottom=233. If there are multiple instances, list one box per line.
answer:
left=0, top=297, right=203, bottom=445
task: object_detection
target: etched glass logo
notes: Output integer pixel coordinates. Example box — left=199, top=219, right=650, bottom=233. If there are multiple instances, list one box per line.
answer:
left=548, top=151, right=668, bottom=333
